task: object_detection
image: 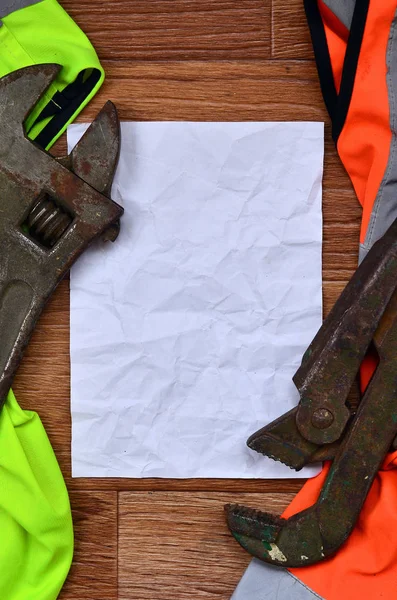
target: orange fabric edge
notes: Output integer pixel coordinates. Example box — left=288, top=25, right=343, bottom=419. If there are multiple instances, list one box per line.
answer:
left=336, top=3, right=394, bottom=243
left=277, top=3, right=397, bottom=599
left=319, top=0, right=349, bottom=93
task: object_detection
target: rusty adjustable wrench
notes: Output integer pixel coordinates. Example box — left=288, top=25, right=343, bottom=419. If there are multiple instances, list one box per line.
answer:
left=225, top=213, right=397, bottom=567
left=0, top=64, right=123, bottom=406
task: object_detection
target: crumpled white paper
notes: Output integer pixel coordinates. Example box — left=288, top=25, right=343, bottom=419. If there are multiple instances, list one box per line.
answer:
left=68, top=121, right=324, bottom=478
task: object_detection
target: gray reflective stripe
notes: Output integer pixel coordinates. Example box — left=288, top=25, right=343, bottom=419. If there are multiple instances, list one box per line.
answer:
left=323, top=0, right=356, bottom=30
left=0, top=0, right=42, bottom=19
left=231, top=559, right=324, bottom=600
left=358, top=243, right=366, bottom=265
left=360, top=9, right=397, bottom=261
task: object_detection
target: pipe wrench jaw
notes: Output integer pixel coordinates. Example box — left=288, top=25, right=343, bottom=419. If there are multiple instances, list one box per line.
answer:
left=0, top=64, right=123, bottom=404
left=226, top=217, right=397, bottom=567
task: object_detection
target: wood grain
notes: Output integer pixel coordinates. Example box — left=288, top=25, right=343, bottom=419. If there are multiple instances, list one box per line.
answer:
left=59, top=492, right=118, bottom=600
left=9, top=0, right=361, bottom=597
left=61, top=1, right=271, bottom=61
left=272, top=0, right=314, bottom=59
left=118, top=492, right=294, bottom=599
left=85, top=61, right=327, bottom=122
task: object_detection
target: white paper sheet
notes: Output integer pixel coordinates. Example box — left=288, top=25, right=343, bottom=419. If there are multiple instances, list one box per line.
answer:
left=68, top=121, right=324, bottom=478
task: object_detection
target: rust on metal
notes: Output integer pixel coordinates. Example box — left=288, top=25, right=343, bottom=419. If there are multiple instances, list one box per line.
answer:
left=0, top=64, right=123, bottom=407
left=225, top=213, right=397, bottom=567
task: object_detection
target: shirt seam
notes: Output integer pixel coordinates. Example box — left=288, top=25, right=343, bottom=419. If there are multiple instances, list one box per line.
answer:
left=287, top=571, right=324, bottom=600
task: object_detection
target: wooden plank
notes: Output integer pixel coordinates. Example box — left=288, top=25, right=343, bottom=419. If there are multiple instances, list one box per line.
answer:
left=272, top=0, right=313, bottom=59
left=324, top=281, right=349, bottom=314
left=61, top=0, right=271, bottom=61
left=322, top=188, right=361, bottom=224
left=118, top=491, right=294, bottom=599
left=59, top=491, right=118, bottom=600
left=323, top=137, right=354, bottom=191
left=323, top=222, right=359, bottom=277
left=12, top=280, right=71, bottom=471
left=83, top=60, right=327, bottom=122
left=69, top=479, right=305, bottom=493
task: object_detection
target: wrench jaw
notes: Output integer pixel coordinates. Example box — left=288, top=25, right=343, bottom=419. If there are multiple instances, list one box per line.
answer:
left=0, top=64, right=124, bottom=406
left=246, top=408, right=339, bottom=471
left=67, top=99, right=122, bottom=242
left=0, top=64, right=62, bottom=133
left=69, top=100, right=120, bottom=197
left=247, top=408, right=343, bottom=469
left=226, top=216, right=397, bottom=568
left=226, top=288, right=397, bottom=568
left=225, top=503, right=327, bottom=567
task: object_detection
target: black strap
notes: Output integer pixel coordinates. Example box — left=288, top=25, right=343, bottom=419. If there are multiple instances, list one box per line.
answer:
left=32, top=68, right=101, bottom=149
left=304, top=0, right=370, bottom=143
left=303, top=0, right=338, bottom=122
left=332, top=0, right=370, bottom=140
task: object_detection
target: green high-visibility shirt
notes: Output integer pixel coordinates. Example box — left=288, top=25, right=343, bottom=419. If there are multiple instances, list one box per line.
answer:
left=0, top=0, right=104, bottom=148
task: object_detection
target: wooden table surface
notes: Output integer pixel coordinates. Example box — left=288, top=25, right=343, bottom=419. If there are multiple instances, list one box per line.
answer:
left=13, top=1, right=361, bottom=598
